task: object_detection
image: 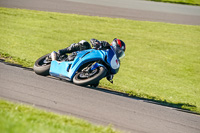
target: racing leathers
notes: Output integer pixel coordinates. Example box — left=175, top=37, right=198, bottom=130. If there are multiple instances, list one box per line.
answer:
left=57, top=39, right=110, bottom=55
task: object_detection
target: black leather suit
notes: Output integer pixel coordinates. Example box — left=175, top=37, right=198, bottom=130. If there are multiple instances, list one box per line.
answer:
left=58, top=39, right=110, bottom=55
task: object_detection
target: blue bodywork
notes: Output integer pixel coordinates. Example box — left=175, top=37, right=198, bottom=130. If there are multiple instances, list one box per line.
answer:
left=49, top=46, right=120, bottom=81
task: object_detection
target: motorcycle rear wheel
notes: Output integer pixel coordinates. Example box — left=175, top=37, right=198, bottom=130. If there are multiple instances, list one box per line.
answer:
left=33, top=53, right=51, bottom=76
left=73, top=66, right=107, bottom=86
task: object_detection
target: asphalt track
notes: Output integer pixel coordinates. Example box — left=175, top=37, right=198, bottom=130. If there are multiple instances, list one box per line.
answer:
left=1, top=0, right=200, bottom=133
left=0, top=0, right=200, bottom=25
left=1, top=61, right=200, bottom=133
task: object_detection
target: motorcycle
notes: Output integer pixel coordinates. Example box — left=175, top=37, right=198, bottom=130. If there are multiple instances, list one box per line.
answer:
left=33, top=46, right=124, bottom=87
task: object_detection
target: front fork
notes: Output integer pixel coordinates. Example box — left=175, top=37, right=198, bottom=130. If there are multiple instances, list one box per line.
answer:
left=90, top=62, right=114, bottom=84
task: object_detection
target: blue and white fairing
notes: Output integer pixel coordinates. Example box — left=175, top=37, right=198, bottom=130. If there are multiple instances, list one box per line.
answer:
left=49, top=46, right=120, bottom=81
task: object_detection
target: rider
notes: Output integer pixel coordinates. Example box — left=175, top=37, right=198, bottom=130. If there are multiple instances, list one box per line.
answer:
left=51, top=38, right=126, bottom=82
left=51, top=38, right=126, bottom=60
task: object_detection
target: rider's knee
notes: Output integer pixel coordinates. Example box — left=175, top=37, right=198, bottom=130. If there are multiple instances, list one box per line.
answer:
left=79, top=40, right=92, bottom=50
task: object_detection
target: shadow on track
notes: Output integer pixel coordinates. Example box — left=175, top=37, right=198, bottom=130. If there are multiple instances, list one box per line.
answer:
left=86, top=86, right=198, bottom=115
left=1, top=58, right=199, bottom=115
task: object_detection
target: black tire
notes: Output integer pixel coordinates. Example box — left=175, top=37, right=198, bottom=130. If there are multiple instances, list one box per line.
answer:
left=73, top=66, right=107, bottom=86
left=33, top=53, right=51, bottom=76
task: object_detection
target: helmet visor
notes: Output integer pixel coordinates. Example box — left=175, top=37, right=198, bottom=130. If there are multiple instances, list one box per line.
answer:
left=115, top=47, right=125, bottom=60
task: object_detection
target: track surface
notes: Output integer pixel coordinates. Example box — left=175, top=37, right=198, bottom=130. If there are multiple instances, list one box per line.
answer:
left=1, top=62, right=200, bottom=133
left=1, top=0, right=200, bottom=133
left=0, top=0, right=200, bottom=25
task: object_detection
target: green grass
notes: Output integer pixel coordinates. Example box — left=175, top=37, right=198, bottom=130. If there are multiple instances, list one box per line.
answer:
left=0, top=7, right=200, bottom=113
left=148, top=0, right=200, bottom=6
left=0, top=99, right=119, bottom=133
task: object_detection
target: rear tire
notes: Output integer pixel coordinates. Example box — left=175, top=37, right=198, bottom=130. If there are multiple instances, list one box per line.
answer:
left=33, top=53, right=51, bottom=76
left=73, top=66, right=107, bottom=86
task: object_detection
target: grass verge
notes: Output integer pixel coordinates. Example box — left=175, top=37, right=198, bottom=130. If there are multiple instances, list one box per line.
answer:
left=0, top=7, right=200, bottom=113
left=0, top=99, right=119, bottom=133
left=148, top=0, right=200, bottom=6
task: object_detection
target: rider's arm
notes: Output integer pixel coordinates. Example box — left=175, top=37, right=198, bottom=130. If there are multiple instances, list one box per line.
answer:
left=100, top=41, right=110, bottom=49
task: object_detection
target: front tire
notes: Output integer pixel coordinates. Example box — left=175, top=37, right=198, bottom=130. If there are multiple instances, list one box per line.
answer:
left=73, top=66, right=107, bottom=86
left=33, top=53, right=51, bottom=76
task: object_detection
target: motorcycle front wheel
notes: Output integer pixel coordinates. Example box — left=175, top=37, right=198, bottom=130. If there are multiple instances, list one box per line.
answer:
left=73, top=66, right=107, bottom=86
left=33, top=53, right=51, bottom=76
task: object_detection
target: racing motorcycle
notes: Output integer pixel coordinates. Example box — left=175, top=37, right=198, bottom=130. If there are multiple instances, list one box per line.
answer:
left=33, top=46, right=124, bottom=87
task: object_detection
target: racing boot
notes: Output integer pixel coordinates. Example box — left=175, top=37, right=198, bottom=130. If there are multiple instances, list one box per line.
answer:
left=51, top=51, right=58, bottom=61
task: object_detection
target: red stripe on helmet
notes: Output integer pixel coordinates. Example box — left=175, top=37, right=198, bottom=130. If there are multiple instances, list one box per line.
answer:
left=117, top=39, right=122, bottom=48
